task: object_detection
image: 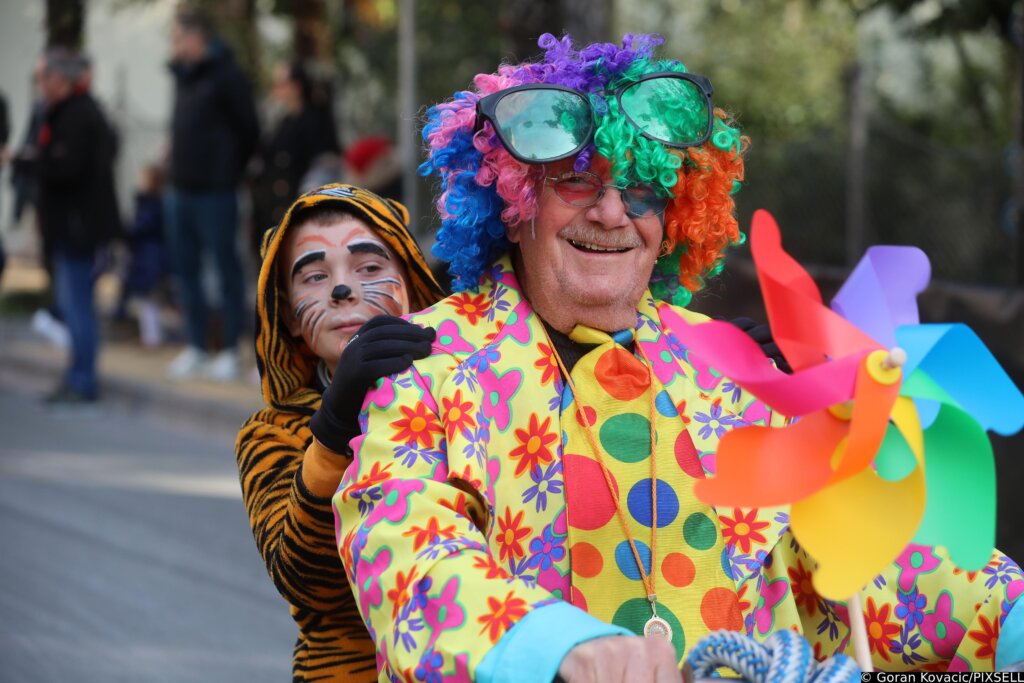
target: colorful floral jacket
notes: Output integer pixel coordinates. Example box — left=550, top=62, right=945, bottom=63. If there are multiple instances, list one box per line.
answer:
left=333, top=255, right=1024, bottom=682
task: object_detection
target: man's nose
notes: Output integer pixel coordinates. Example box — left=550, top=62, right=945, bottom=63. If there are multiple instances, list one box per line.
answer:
left=331, top=284, right=356, bottom=302
left=585, top=185, right=630, bottom=228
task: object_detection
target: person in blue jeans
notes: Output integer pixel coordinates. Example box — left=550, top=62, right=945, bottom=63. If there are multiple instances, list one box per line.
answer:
left=36, top=49, right=120, bottom=404
left=165, top=8, right=259, bottom=381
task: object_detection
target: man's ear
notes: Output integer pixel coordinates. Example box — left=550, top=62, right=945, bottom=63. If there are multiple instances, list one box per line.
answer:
left=506, top=220, right=524, bottom=245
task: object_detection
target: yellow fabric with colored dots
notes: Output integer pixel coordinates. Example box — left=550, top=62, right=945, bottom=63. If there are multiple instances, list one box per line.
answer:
left=562, top=325, right=741, bottom=660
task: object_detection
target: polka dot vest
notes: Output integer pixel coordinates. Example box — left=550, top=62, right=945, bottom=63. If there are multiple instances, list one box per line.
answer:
left=560, top=325, right=742, bottom=660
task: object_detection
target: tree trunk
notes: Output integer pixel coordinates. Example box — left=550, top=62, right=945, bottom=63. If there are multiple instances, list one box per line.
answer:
left=1016, top=25, right=1024, bottom=286
left=845, top=58, right=868, bottom=268
left=398, top=0, right=417, bottom=227
left=563, top=0, right=611, bottom=45
left=292, top=0, right=329, bottom=61
left=500, top=0, right=561, bottom=61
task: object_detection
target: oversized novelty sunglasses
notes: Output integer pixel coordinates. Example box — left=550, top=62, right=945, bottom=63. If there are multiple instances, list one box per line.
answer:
left=546, top=171, right=669, bottom=218
left=475, top=72, right=715, bottom=164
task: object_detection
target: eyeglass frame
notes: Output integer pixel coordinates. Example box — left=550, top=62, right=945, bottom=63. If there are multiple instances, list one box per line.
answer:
left=544, top=171, right=670, bottom=219
left=474, top=71, right=716, bottom=166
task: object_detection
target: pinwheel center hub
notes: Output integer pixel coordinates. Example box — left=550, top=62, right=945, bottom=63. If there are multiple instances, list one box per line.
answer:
left=866, top=348, right=905, bottom=386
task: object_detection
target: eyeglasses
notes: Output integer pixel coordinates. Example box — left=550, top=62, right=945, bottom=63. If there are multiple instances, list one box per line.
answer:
left=475, top=72, right=715, bottom=165
left=547, top=171, right=669, bottom=218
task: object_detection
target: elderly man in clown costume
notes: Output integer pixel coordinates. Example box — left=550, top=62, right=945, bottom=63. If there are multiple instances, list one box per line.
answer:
left=333, top=34, right=1024, bottom=682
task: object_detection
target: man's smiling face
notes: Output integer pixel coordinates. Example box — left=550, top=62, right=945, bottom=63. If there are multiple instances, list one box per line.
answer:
left=507, top=155, right=664, bottom=334
left=281, top=214, right=410, bottom=369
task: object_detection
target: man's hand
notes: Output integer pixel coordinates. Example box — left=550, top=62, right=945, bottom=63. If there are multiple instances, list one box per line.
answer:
left=556, top=635, right=681, bottom=683
left=309, top=315, right=436, bottom=454
left=729, top=316, right=792, bottom=374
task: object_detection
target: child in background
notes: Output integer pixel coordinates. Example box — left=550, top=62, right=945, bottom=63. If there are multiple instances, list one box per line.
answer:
left=116, top=163, right=167, bottom=347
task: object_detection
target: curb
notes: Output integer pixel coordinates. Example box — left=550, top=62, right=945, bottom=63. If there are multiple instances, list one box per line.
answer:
left=0, top=344, right=258, bottom=438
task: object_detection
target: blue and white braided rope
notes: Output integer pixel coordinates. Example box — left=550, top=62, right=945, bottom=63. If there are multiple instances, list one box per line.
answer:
left=687, top=630, right=861, bottom=683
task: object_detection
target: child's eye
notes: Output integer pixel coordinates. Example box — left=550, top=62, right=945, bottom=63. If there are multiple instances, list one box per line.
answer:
left=360, top=264, right=382, bottom=275
left=303, top=272, right=328, bottom=284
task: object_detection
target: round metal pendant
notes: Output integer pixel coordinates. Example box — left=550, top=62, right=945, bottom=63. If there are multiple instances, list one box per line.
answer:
left=643, top=615, right=673, bottom=640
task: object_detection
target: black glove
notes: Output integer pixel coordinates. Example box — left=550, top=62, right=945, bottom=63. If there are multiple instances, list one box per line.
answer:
left=729, top=316, right=792, bottom=374
left=310, top=315, right=436, bottom=454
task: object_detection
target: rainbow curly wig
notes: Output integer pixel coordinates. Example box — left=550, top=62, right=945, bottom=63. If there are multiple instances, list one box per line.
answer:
left=419, top=33, right=747, bottom=306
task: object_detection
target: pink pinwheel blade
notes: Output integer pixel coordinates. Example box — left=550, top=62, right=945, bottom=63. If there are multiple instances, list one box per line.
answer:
left=659, top=307, right=867, bottom=416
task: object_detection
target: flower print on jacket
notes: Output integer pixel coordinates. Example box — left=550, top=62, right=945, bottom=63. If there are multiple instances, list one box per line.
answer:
left=919, top=591, right=967, bottom=660
left=447, top=291, right=489, bottom=325
left=863, top=597, right=901, bottom=663
left=895, top=587, right=927, bottom=629
left=692, top=399, right=741, bottom=441
left=477, top=591, right=529, bottom=644
left=967, top=613, right=999, bottom=667
left=509, top=414, right=558, bottom=477
left=788, top=559, right=820, bottom=618
left=720, top=508, right=770, bottom=555
left=496, top=507, right=532, bottom=562
left=521, top=461, right=563, bottom=513
left=526, top=524, right=567, bottom=572
left=890, top=626, right=928, bottom=667
left=442, top=389, right=477, bottom=441
left=390, top=402, right=443, bottom=449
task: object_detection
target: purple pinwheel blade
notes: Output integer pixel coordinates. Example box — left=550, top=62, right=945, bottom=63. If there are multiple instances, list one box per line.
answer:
left=831, top=246, right=930, bottom=349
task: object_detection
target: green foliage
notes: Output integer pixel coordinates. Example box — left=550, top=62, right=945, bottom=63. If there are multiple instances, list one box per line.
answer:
left=617, top=0, right=858, bottom=141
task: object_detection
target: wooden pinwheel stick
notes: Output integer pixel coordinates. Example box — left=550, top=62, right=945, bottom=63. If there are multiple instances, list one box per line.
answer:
left=843, top=347, right=905, bottom=674
left=848, top=591, right=874, bottom=672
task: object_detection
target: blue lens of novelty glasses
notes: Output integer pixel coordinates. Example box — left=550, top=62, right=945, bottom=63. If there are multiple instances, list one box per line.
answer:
left=480, top=86, right=593, bottom=163
left=618, top=74, right=714, bottom=147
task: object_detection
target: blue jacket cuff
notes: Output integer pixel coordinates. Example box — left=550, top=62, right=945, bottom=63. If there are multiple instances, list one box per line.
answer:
left=997, top=595, right=1024, bottom=670
left=476, top=601, right=632, bottom=683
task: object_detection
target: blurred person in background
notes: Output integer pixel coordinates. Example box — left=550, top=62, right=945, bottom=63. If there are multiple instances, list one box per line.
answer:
left=236, top=183, right=444, bottom=681
left=341, top=135, right=402, bottom=203
left=113, top=162, right=168, bottom=348
left=37, top=48, right=121, bottom=405
left=12, top=56, right=70, bottom=347
left=249, top=60, right=340, bottom=260
left=165, top=8, right=259, bottom=381
left=0, top=89, right=8, bottom=283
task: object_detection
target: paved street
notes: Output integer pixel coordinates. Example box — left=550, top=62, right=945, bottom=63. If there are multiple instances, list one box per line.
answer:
left=0, top=373, right=295, bottom=683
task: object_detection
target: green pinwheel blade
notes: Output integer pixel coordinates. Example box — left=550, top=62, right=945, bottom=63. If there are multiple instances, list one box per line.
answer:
left=912, top=402, right=995, bottom=571
left=875, top=422, right=918, bottom=482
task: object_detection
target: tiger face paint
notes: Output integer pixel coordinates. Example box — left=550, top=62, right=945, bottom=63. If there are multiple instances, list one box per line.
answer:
left=281, top=215, right=410, bottom=370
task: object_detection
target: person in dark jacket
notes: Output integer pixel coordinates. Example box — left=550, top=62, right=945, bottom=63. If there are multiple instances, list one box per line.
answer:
left=37, top=48, right=122, bottom=404
left=165, top=9, right=259, bottom=382
left=249, top=60, right=340, bottom=260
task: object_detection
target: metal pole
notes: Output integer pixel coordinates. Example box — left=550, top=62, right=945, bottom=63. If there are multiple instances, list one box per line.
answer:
left=845, top=58, right=868, bottom=269
left=1017, top=12, right=1024, bottom=287
left=397, top=0, right=418, bottom=228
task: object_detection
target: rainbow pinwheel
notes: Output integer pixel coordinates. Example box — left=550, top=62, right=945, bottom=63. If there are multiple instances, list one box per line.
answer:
left=660, top=210, right=1024, bottom=600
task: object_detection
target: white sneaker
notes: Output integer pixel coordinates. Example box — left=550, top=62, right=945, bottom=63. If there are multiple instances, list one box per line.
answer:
left=31, top=309, right=71, bottom=349
left=204, top=349, right=240, bottom=382
left=167, top=346, right=207, bottom=380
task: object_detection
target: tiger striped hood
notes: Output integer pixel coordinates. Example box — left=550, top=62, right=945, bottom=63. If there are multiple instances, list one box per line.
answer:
left=254, top=183, right=446, bottom=412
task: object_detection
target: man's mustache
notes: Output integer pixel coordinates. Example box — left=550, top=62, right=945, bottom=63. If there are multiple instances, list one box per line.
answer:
left=558, top=224, right=644, bottom=250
